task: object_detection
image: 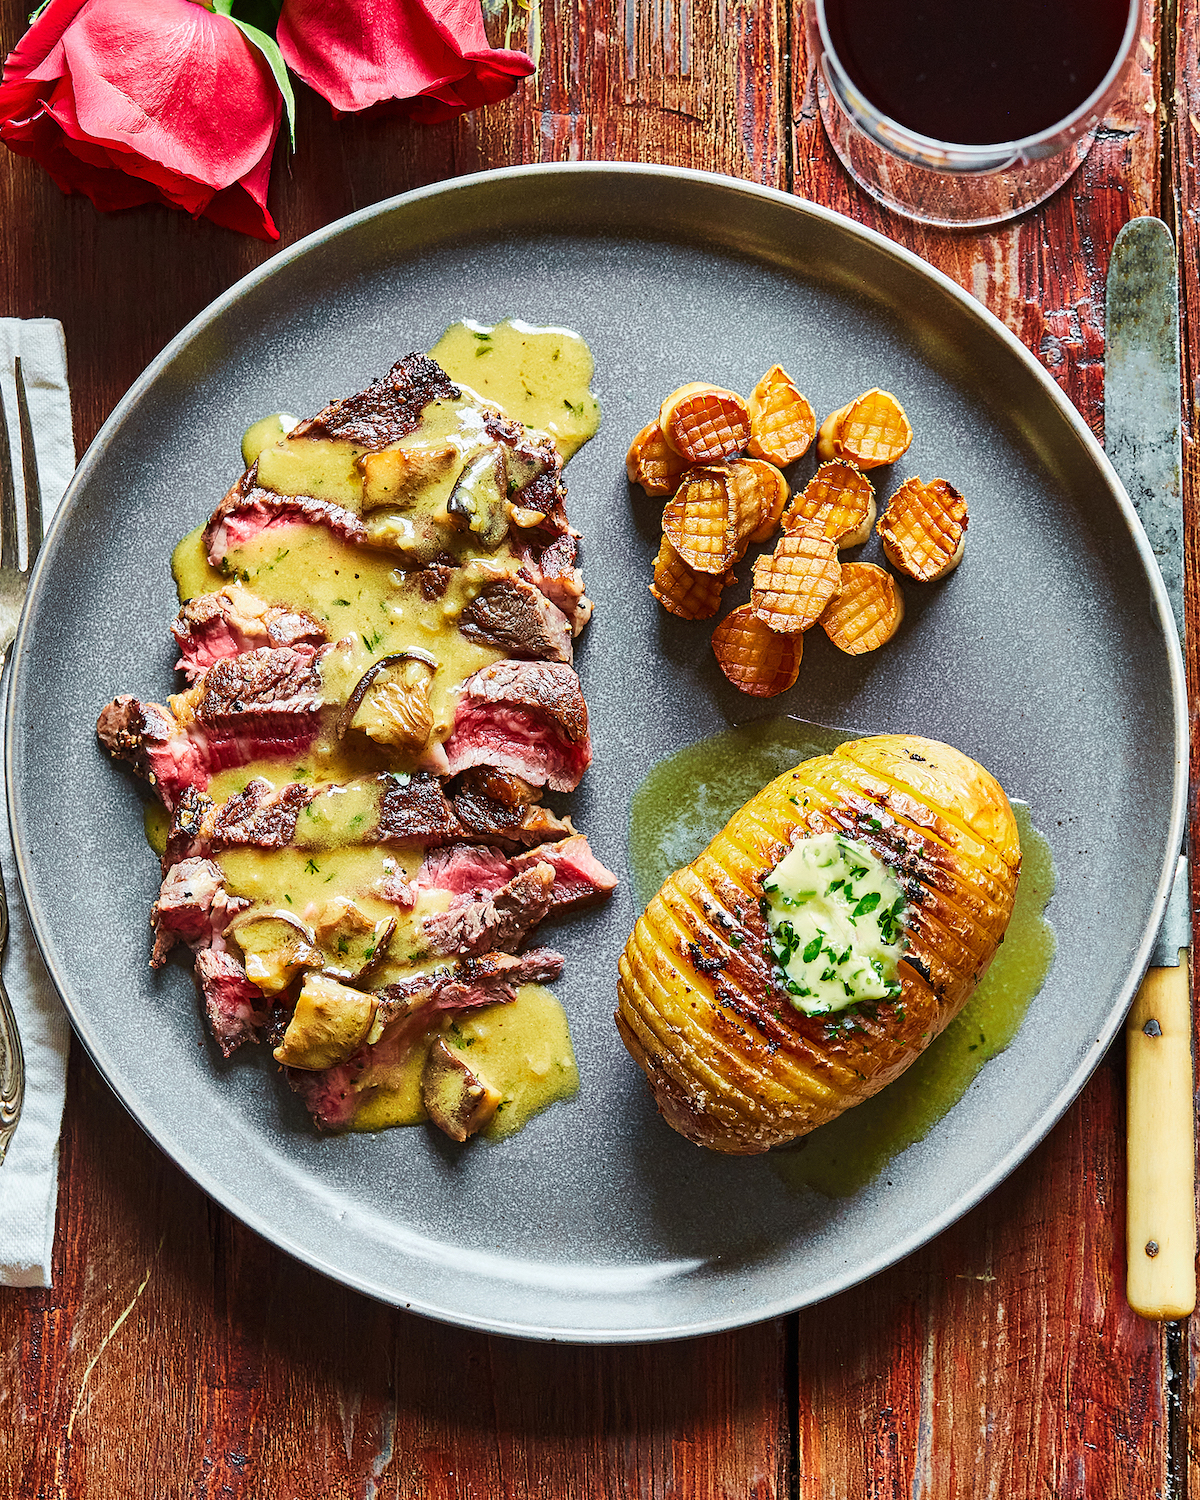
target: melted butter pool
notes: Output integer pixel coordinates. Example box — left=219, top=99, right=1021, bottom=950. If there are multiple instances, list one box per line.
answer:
left=629, top=718, right=1057, bottom=1194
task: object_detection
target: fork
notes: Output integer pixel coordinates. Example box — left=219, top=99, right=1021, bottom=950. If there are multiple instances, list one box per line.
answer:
left=0, top=359, right=43, bottom=1164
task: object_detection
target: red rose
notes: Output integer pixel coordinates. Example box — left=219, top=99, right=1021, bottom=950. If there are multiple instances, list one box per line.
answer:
left=0, top=0, right=283, bottom=240
left=276, top=0, right=534, bottom=122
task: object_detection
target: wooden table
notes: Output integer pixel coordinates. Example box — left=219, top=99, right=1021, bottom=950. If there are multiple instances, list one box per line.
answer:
left=0, top=2, right=1195, bottom=1494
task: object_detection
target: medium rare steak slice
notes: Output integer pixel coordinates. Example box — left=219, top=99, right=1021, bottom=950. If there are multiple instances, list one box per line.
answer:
left=413, top=835, right=617, bottom=915
left=194, top=946, right=269, bottom=1057
left=287, top=947, right=566, bottom=1130
left=99, top=646, right=326, bottom=809
left=98, top=695, right=207, bottom=810
left=459, top=572, right=573, bottom=664
left=172, top=584, right=325, bottom=683
left=510, top=835, right=619, bottom=912
left=516, top=534, right=593, bottom=634
left=444, top=661, right=591, bottom=792
left=292, top=352, right=459, bottom=448
left=150, top=856, right=249, bottom=967
left=415, top=843, right=514, bottom=899
left=175, top=644, right=325, bottom=762
left=422, top=862, right=555, bottom=958
left=204, top=483, right=367, bottom=566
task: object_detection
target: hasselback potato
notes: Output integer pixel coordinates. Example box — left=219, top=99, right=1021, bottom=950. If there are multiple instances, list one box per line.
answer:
left=616, top=734, right=1021, bottom=1154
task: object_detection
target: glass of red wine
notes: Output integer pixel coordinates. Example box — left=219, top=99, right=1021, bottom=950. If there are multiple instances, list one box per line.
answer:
left=810, top=0, right=1141, bottom=227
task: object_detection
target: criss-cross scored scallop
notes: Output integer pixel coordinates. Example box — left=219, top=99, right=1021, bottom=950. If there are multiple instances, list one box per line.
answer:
left=820, top=561, right=905, bottom=654
left=751, top=528, right=841, bottom=633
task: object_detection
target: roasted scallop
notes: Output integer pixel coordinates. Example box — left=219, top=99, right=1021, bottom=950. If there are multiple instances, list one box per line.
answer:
left=626, top=421, right=688, bottom=497
left=711, top=603, right=802, bottom=697
left=817, top=389, right=913, bottom=469
left=751, top=528, right=841, bottom=633
left=784, top=460, right=875, bottom=549
left=746, top=365, right=816, bottom=465
left=616, top=734, right=1021, bottom=1154
left=662, top=466, right=739, bottom=574
left=650, top=536, right=728, bottom=621
left=820, top=562, right=905, bottom=653
left=659, top=383, right=752, bottom=463
left=878, top=477, right=969, bottom=581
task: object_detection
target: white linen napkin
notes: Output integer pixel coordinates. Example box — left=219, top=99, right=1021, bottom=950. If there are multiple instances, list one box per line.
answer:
left=0, top=320, right=75, bottom=1287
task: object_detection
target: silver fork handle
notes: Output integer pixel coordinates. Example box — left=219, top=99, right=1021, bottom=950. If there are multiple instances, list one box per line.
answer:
left=0, top=870, right=22, bottom=1164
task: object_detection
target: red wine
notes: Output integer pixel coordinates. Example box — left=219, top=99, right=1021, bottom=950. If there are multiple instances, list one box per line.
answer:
left=822, top=0, right=1132, bottom=146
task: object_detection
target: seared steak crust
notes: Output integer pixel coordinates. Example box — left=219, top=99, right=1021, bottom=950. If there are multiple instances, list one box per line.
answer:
left=150, top=856, right=249, bottom=968
left=444, top=661, right=592, bottom=792
left=172, top=585, right=325, bottom=682
left=212, top=778, right=318, bottom=851
left=459, top=573, right=573, bottom=663
left=375, top=771, right=462, bottom=843
left=182, top=645, right=325, bottom=737
left=292, top=352, right=459, bottom=448
left=204, top=480, right=368, bottom=565
left=422, top=861, right=555, bottom=957
left=455, top=661, right=587, bottom=742
left=449, top=766, right=576, bottom=847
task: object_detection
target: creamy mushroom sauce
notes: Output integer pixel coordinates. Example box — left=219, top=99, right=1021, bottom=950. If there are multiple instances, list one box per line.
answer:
left=160, top=322, right=600, bottom=1140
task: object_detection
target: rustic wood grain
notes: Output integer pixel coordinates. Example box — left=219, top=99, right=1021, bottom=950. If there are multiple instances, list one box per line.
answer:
left=0, top=0, right=1189, bottom=1493
left=0, top=2, right=794, bottom=1497
left=789, top=4, right=1177, bottom=1498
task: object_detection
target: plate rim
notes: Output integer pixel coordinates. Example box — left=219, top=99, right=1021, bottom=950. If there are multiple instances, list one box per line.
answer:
left=8, top=162, right=1189, bottom=1343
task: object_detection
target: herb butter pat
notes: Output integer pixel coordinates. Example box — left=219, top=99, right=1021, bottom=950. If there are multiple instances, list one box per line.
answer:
left=763, top=831, right=907, bottom=1016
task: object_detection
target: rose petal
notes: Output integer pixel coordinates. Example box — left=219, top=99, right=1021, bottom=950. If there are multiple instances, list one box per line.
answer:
left=1, top=0, right=281, bottom=239
left=277, top=0, right=533, bottom=117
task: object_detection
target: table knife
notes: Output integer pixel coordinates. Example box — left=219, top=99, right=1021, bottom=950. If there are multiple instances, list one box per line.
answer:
left=1105, top=215, right=1195, bottom=1320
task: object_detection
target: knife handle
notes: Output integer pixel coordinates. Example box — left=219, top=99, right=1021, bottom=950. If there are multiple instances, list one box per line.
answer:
left=1126, top=952, right=1197, bottom=1319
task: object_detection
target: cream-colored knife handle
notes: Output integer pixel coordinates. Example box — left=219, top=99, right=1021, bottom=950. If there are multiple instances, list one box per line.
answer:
left=1126, top=953, right=1197, bottom=1319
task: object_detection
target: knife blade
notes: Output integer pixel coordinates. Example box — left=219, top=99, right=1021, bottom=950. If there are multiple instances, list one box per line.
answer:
left=1105, top=215, right=1195, bottom=1320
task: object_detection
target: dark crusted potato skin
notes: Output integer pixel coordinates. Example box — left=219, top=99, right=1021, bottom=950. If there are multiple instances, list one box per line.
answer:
left=615, top=735, right=1021, bottom=1154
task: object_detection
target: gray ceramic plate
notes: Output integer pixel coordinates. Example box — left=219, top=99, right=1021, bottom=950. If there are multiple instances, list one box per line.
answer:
left=9, top=165, right=1186, bottom=1342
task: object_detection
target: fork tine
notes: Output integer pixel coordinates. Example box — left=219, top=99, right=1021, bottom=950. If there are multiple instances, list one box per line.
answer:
left=13, top=359, right=42, bottom=571
left=0, top=374, right=16, bottom=575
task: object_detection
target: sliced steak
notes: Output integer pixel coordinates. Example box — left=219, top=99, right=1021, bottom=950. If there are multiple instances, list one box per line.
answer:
left=101, top=647, right=326, bottom=810
left=172, top=583, right=325, bottom=683
left=194, top=946, right=268, bottom=1057
left=444, top=661, right=591, bottom=792
left=413, top=833, right=615, bottom=916
left=375, top=947, right=565, bottom=1027
left=422, top=862, right=555, bottom=957
left=511, top=835, right=619, bottom=912
left=459, top=572, right=573, bottom=663
left=149, top=856, right=249, bottom=967
left=163, top=785, right=218, bottom=869
left=414, top=843, right=514, bottom=900
left=375, top=771, right=462, bottom=843
left=285, top=1058, right=363, bottom=1131
left=174, top=644, right=326, bottom=760
left=516, top=533, right=593, bottom=634
left=449, top=766, right=576, bottom=848
left=291, top=352, right=459, bottom=448
left=205, top=485, right=366, bottom=566
left=98, top=695, right=207, bottom=809
left=211, top=777, right=319, bottom=851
